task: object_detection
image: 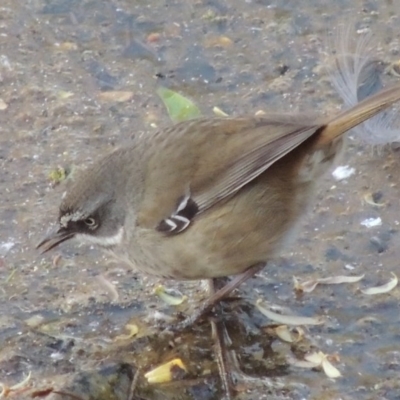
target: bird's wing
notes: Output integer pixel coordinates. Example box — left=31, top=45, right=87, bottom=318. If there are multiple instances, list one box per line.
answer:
left=137, top=115, right=321, bottom=233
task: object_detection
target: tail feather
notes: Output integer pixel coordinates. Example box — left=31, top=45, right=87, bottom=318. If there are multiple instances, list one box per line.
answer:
left=317, top=83, right=400, bottom=147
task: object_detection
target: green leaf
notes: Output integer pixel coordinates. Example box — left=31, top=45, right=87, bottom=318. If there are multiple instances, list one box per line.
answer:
left=157, top=86, right=201, bottom=122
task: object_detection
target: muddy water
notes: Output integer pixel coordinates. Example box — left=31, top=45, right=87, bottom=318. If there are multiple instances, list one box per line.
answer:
left=1, top=0, right=400, bottom=399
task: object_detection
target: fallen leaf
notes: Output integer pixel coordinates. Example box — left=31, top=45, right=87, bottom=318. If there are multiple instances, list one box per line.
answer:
left=303, top=351, right=342, bottom=378
left=145, top=359, right=187, bottom=384
left=294, top=274, right=364, bottom=293
left=57, top=91, right=74, bottom=99
left=98, top=91, right=134, bottom=102
left=157, top=86, right=201, bottom=122
left=154, top=285, right=187, bottom=306
left=322, top=358, right=342, bottom=378
left=114, top=324, right=139, bottom=341
left=212, top=106, right=229, bottom=116
left=364, top=192, right=385, bottom=207
left=0, top=371, right=31, bottom=398
left=256, top=299, right=324, bottom=326
left=274, top=325, right=304, bottom=343
left=204, top=35, right=233, bottom=48
left=361, top=272, right=398, bottom=295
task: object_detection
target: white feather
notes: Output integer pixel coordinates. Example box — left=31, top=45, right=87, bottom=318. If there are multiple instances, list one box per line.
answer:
left=75, top=227, right=124, bottom=247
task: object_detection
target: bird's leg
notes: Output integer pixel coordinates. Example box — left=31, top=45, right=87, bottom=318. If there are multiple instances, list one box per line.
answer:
left=174, top=262, right=265, bottom=331
left=205, top=277, right=234, bottom=399
left=210, top=315, right=234, bottom=400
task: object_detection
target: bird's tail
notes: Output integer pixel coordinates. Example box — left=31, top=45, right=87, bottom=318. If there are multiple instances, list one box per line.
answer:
left=317, top=83, right=400, bottom=147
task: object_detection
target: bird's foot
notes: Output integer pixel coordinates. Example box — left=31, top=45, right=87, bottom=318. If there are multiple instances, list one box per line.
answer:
left=162, top=263, right=265, bottom=334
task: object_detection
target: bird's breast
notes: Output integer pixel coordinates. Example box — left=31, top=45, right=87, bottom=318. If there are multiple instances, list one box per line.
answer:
left=120, top=163, right=318, bottom=280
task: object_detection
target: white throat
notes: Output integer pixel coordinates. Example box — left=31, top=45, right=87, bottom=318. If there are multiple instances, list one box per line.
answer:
left=75, top=227, right=124, bottom=248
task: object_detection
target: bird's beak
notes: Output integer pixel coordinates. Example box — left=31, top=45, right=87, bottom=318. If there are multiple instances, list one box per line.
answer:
left=36, top=226, right=75, bottom=254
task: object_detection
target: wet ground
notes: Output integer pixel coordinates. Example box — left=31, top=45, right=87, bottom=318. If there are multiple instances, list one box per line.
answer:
left=1, top=0, right=400, bottom=399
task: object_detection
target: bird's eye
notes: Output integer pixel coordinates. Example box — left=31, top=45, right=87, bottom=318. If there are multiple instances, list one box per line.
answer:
left=84, top=217, right=97, bottom=228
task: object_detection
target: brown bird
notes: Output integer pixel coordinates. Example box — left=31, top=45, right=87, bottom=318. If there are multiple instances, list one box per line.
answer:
left=37, top=83, right=400, bottom=327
